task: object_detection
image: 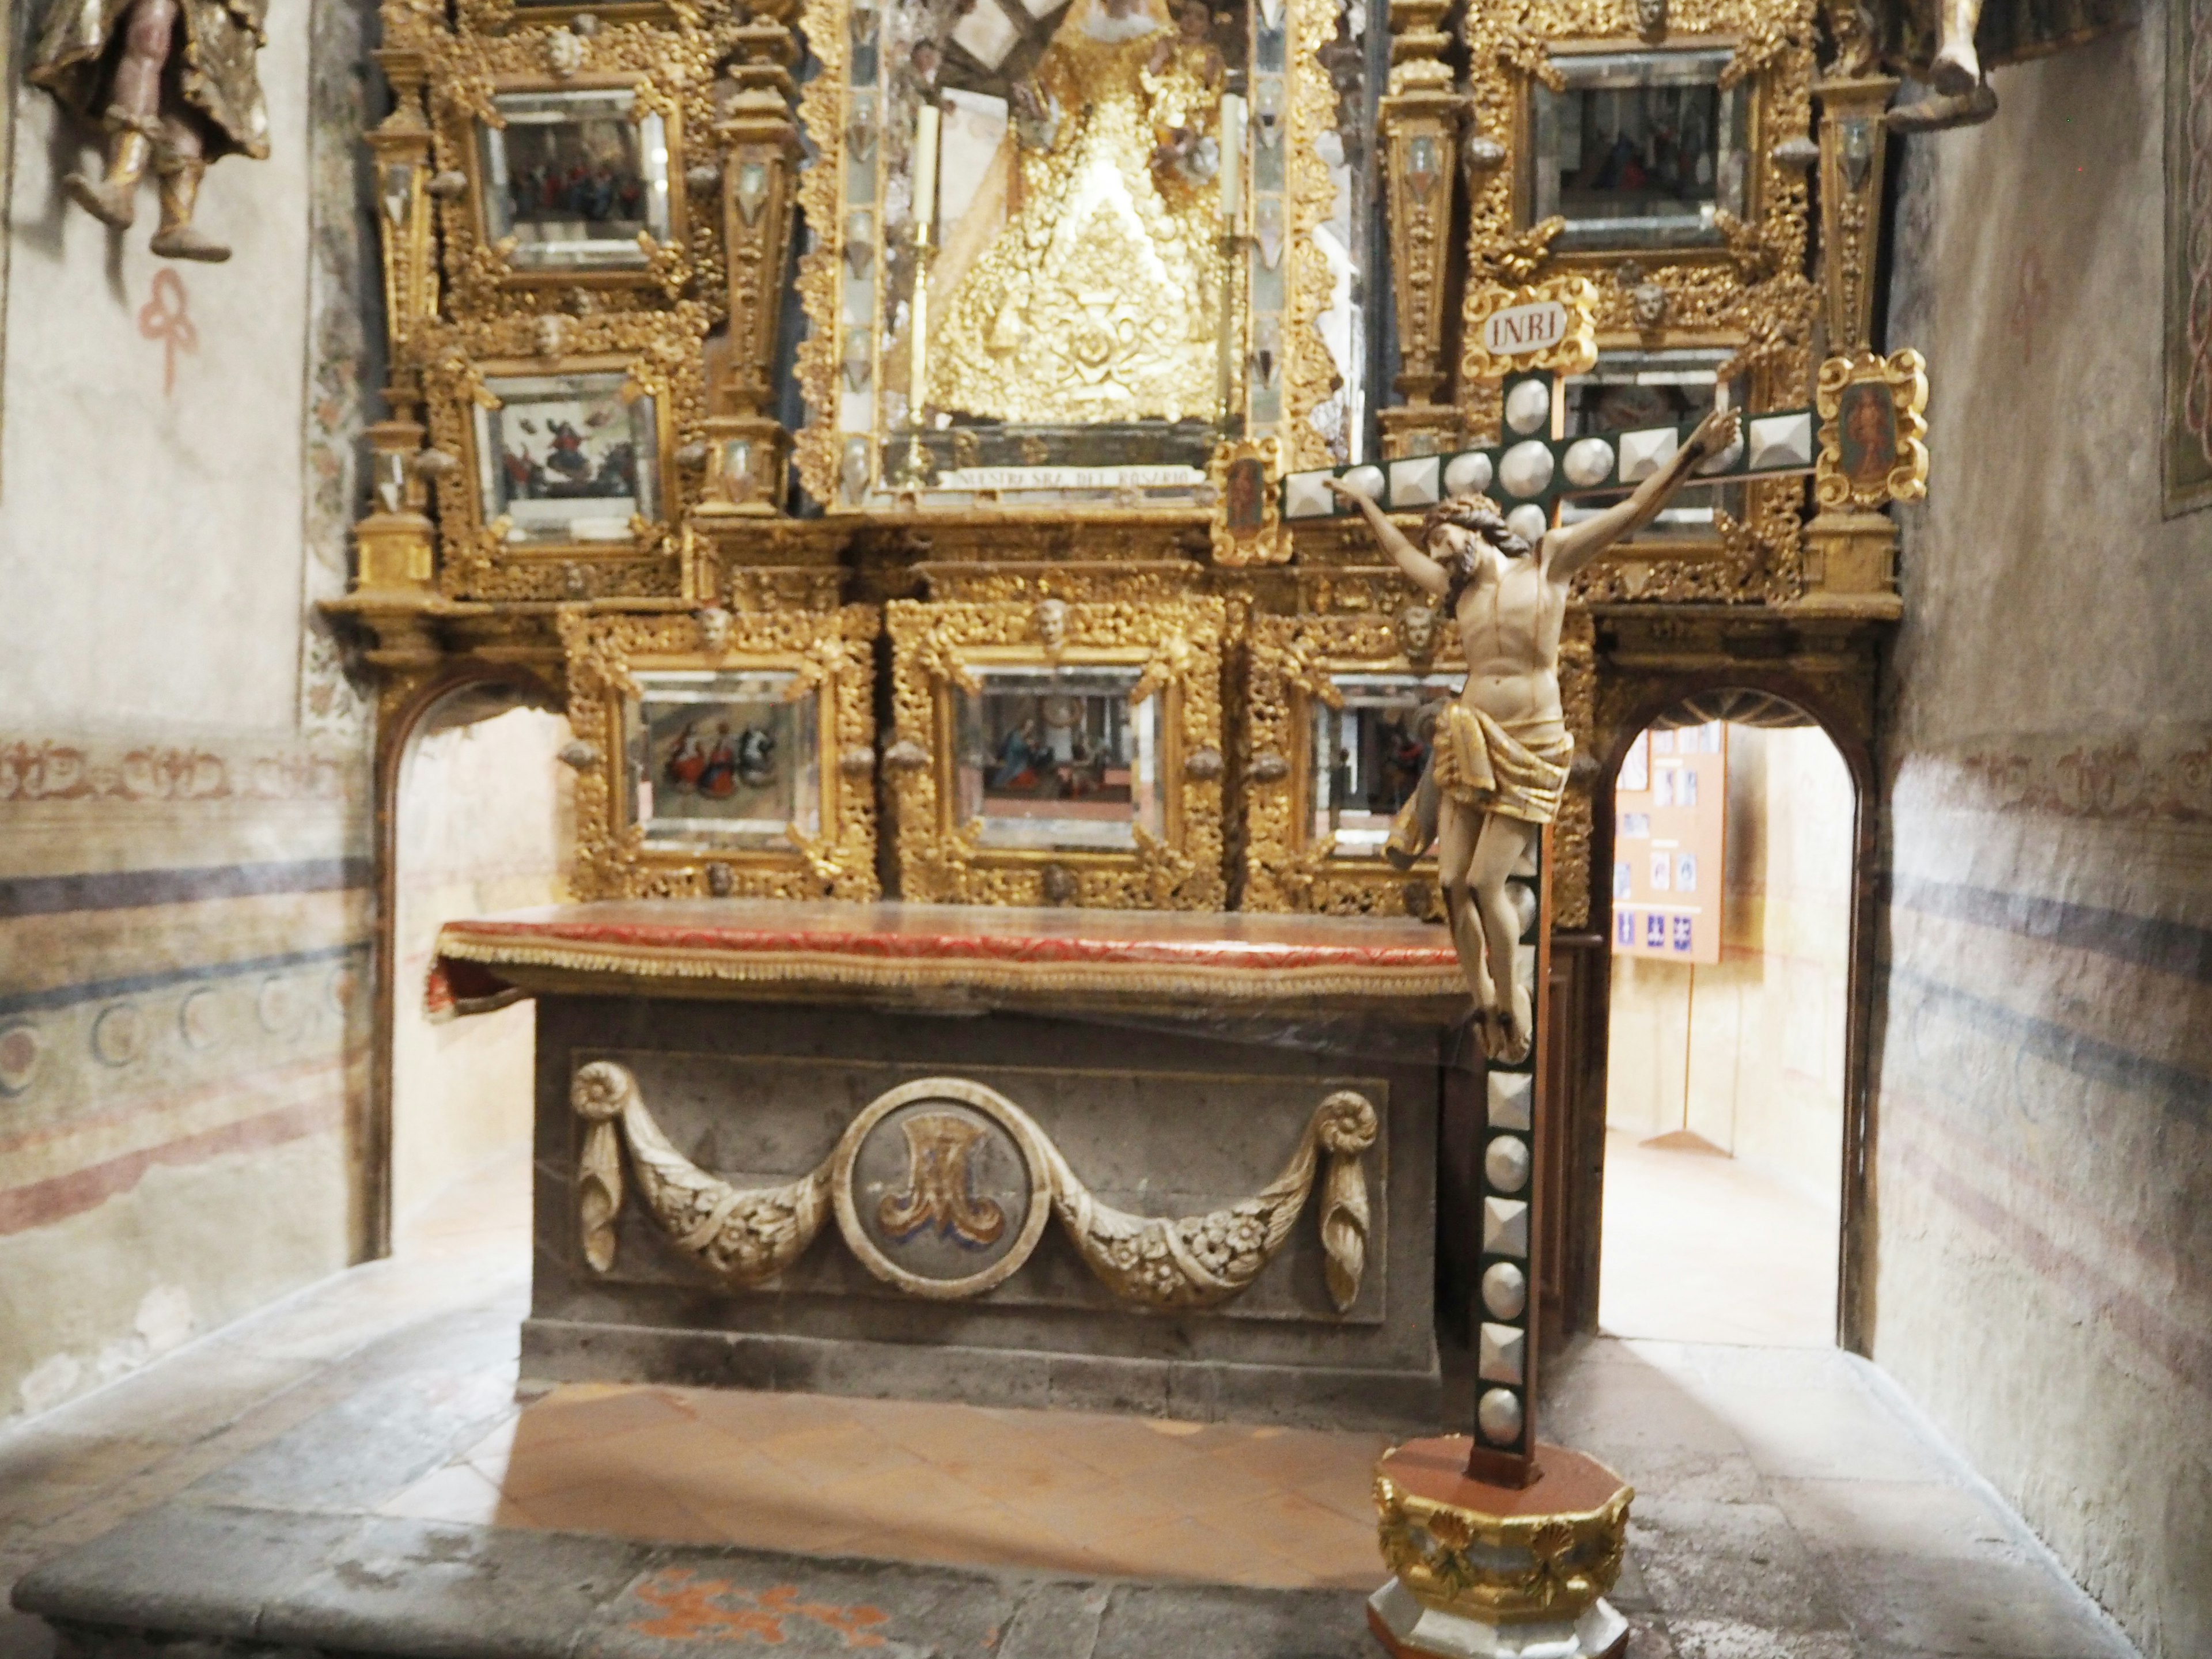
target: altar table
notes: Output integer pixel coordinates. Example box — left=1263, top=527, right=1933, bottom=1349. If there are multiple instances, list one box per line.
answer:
left=433, top=900, right=1474, bottom=1430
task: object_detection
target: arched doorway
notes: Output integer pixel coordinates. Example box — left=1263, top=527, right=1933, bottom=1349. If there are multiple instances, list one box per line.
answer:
left=1581, top=684, right=1877, bottom=1351
left=363, top=669, right=566, bottom=1259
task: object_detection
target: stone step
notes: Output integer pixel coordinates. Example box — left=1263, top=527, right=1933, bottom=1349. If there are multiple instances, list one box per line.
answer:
left=13, top=1501, right=1374, bottom=1659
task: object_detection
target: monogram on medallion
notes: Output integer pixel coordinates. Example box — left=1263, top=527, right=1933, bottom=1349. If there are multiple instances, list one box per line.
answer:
left=876, top=1111, right=1010, bottom=1249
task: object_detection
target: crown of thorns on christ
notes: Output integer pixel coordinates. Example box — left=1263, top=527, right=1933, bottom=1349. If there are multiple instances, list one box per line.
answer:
left=1423, top=495, right=1533, bottom=559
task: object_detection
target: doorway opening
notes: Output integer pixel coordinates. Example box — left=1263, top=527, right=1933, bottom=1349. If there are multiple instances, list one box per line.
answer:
left=388, top=688, right=574, bottom=1262
left=1597, top=692, right=1855, bottom=1347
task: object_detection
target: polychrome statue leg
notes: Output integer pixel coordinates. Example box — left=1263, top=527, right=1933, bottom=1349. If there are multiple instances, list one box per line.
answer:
left=63, top=0, right=175, bottom=230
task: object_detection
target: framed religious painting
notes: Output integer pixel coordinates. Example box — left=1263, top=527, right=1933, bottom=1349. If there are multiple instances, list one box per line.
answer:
left=885, top=595, right=1226, bottom=908
left=1242, top=612, right=1465, bottom=916
left=788, top=0, right=1372, bottom=512
left=424, top=335, right=700, bottom=600
left=1524, top=47, right=1755, bottom=254
left=1815, top=349, right=1929, bottom=510
left=558, top=606, right=882, bottom=900
left=449, top=76, right=691, bottom=294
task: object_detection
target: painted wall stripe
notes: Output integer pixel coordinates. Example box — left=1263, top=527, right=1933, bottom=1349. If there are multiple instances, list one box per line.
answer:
left=0, top=942, right=367, bottom=1021
left=1887, top=967, right=2211, bottom=1135
left=1885, top=1112, right=2212, bottom=1395
left=0, top=1094, right=345, bottom=1237
left=0, top=858, right=372, bottom=920
left=1892, top=874, right=2212, bottom=986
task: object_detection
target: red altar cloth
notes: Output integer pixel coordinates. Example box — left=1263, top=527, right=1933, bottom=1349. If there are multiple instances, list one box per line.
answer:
left=429, top=899, right=1464, bottom=1020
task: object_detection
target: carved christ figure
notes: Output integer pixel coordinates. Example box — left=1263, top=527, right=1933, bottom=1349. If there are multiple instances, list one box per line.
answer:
left=1330, top=406, right=1741, bottom=1061
left=30, top=0, right=270, bottom=262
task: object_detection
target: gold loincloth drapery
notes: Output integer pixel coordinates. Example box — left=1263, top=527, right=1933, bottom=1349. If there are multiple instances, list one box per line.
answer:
left=1382, top=705, right=1572, bottom=868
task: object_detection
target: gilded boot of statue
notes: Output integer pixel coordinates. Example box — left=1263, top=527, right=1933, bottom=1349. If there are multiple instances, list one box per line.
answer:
left=63, top=119, right=152, bottom=229
left=150, top=154, right=232, bottom=262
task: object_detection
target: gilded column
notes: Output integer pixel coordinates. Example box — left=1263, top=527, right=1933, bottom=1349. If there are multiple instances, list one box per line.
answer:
left=701, top=16, right=803, bottom=516
left=1799, top=70, right=1905, bottom=618
left=350, top=24, right=442, bottom=600
left=1376, top=0, right=1467, bottom=460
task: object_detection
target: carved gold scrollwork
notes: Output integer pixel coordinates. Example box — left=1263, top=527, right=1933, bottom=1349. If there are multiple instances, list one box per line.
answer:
left=569, top=1062, right=1380, bottom=1312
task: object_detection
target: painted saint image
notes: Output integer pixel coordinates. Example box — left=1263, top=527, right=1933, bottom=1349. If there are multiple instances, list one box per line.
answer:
left=979, top=693, right=1131, bottom=809
left=1838, top=381, right=1898, bottom=488
left=499, top=115, right=649, bottom=238
left=476, top=373, right=659, bottom=544
left=661, top=721, right=778, bottom=801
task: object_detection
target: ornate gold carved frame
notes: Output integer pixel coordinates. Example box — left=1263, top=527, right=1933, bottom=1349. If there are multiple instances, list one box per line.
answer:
left=426, top=338, right=700, bottom=600
left=1459, top=0, right=1820, bottom=603
left=559, top=604, right=882, bottom=899
left=886, top=594, right=1227, bottom=908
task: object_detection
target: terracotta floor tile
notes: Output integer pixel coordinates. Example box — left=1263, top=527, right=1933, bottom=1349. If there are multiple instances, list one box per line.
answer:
left=678, top=1495, right=875, bottom=1558
left=910, top=1446, right=1096, bottom=1505
left=755, top=1425, right=927, bottom=1486
left=511, top=1385, right=697, bottom=1449
left=680, top=1388, right=862, bottom=1438
left=809, top=1459, right=1001, bottom=1522
left=1121, top=1452, right=1277, bottom=1513
left=884, top=1499, right=1102, bottom=1575
left=1189, top=1488, right=1378, bottom=1584
left=1084, top=1515, right=1315, bottom=1589
left=998, top=1478, right=1184, bottom=1546
left=494, top=1427, right=754, bottom=1503
left=1203, top=1427, right=1388, bottom=1491
left=1034, top=1421, right=1214, bottom=1481
left=517, top=1476, right=730, bottom=1544
left=1294, top=1472, right=1384, bottom=1525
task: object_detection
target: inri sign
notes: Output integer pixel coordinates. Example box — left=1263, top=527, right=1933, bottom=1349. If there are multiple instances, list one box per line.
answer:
left=1482, top=300, right=1570, bottom=357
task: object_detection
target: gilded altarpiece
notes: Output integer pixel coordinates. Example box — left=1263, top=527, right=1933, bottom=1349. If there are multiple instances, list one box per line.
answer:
left=790, top=0, right=1358, bottom=510
left=1242, top=607, right=1596, bottom=928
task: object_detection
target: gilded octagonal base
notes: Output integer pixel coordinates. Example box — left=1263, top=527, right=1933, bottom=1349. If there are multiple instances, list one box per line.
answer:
left=1369, top=1437, right=1633, bottom=1659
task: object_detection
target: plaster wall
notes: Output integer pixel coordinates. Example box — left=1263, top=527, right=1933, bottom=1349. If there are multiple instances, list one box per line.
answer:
left=0, top=0, right=379, bottom=1423
left=1878, top=12, right=2212, bottom=1654
left=391, top=707, right=573, bottom=1229
left=1607, top=725, right=1852, bottom=1208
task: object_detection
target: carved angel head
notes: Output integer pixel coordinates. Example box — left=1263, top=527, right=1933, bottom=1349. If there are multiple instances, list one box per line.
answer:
left=532, top=313, right=569, bottom=359
left=1394, top=601, right=1440, bottom=664
left=1032, top=597, right=1070, bottom=653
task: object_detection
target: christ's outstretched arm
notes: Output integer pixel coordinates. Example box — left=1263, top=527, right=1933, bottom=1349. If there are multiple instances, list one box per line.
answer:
left=1328, top=479, right=1450, bottom=600
left=1546, top=407, right=1742, bottom=581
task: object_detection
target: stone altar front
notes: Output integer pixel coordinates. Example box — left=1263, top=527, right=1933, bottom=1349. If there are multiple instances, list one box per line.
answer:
left=431, top=901, right=1469, bottom=1431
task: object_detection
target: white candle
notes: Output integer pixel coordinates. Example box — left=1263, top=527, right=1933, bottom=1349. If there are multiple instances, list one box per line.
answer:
left=912, top=103, right=941, bottom=247
left=1218, top=93, right=1244, bottom=226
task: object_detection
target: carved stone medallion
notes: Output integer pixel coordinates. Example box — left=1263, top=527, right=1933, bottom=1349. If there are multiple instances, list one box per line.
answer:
left=831, top=1078, right=1053, bottom=1299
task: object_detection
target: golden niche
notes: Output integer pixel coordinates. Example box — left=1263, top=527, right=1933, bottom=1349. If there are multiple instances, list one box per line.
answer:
left=929, top=0, right=1231, bottom=426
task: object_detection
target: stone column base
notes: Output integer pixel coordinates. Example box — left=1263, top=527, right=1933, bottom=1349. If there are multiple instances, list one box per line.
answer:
left=1367, top=1580, right=1627, bottom=1658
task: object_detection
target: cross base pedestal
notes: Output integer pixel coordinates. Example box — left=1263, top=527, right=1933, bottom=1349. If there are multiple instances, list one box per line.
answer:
left=1367, top=1581, right=1627, bottom=1659
left=1369, top=1437, right=1634, bottom=1659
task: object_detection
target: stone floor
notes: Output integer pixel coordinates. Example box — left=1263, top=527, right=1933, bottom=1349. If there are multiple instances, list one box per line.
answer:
left=0, top=1147, right=2145, bottom=1659
left=1599, top=1128, right=1843, bottom=1348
